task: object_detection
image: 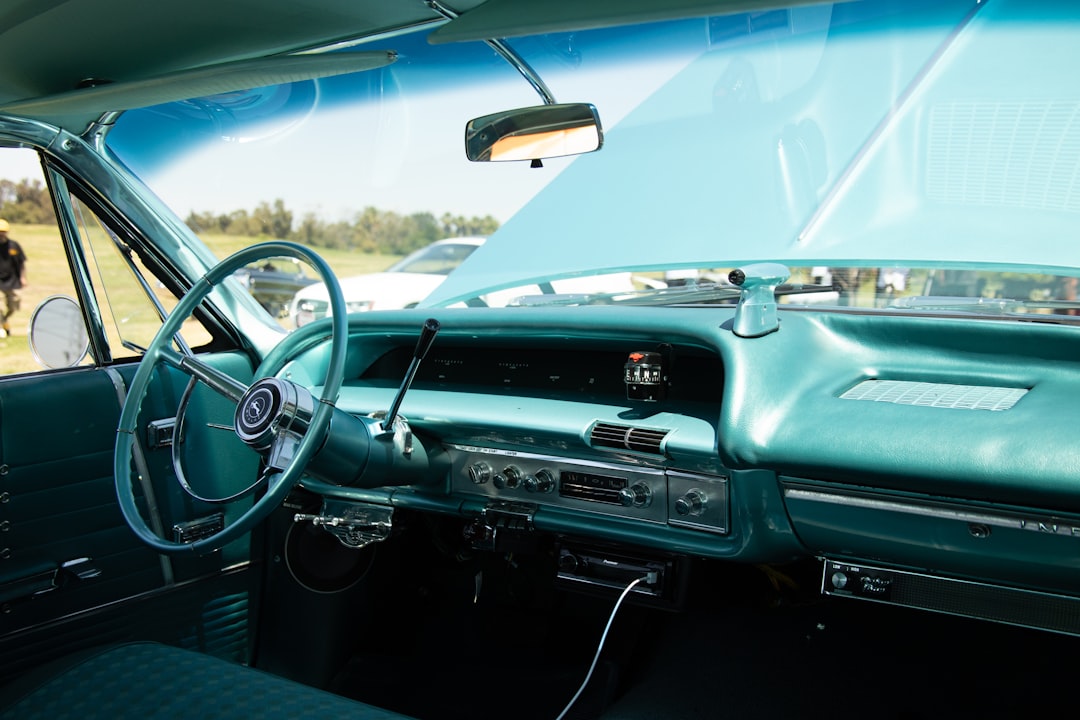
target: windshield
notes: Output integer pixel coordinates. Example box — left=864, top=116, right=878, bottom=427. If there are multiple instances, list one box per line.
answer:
left=387, top=240, right=483, bottom=275
left=106, top=0, right=1080, bottom=319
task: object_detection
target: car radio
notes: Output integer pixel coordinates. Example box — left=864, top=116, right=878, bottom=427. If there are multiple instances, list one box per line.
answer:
left=447, top=445, right=730, bottom=536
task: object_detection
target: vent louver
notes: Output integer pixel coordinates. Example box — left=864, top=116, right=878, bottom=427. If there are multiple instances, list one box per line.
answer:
left=589, top=422, right=669, bottom=455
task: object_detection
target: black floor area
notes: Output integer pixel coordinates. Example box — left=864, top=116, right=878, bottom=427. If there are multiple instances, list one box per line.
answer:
left=602, top=586, right=1078, bottom=719
left=311, top=518, right=1078, bottom=720
left=325, top=522, right=618, bottom=719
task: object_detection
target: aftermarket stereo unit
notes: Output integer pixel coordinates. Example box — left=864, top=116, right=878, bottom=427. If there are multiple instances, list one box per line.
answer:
left=822, top=560, right=1080, bottom=636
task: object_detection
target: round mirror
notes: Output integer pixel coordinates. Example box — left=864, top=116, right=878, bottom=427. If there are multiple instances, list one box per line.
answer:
left=29, top=295, right=90, bottom=369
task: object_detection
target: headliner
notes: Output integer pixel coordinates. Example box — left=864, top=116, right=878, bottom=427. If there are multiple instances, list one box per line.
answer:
left=0, top=0, right=798, bottom=133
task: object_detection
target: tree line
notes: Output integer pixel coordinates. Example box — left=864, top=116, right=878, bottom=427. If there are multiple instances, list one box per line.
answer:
left=0, top=178, right=57, bottom=224
left=0, top=180, right=498, bottom=255
left=184, top=201, right=499, bottom=255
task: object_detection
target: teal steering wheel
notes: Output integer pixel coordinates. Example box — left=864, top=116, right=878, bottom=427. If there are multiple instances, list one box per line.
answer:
left=114, top=241, right=348, bottom=555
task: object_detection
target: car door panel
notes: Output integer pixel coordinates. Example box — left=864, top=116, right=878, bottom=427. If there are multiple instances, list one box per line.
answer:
left=0, top=350, right=257, bottom=676
left=0, top=368, right=157, bottom=624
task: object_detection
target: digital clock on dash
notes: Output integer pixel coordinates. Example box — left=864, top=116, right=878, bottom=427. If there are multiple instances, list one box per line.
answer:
left=624, top=350, right=665, bottom=401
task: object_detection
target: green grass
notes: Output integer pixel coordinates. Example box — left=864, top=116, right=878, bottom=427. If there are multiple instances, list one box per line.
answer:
left=199, top=233, right=401, bottom=278
left=0, top=224, right=402, bottom=376
left=1, top=225, right=81, bottom=375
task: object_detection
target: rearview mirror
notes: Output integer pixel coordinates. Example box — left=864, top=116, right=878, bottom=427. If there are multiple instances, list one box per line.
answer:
left=465, top=103, right=603, bottom=162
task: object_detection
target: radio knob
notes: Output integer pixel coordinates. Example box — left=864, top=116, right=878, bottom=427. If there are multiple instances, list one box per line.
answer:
left=675, top=488, right=707, bottom=517
left=502, top=466, right=522, bottom=489
left=618, top=482, right=652, bottom=508
left=524, top=469, right=556, bottom=493
left=558, top=552, right=581, bottom=573
left=467, top=462, right=492, bottom=485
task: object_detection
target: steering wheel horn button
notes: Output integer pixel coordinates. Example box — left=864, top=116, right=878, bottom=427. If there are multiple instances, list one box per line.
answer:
left=236, top=380, right=283, bottom=441
left=235, top=378, right=314, bottom=452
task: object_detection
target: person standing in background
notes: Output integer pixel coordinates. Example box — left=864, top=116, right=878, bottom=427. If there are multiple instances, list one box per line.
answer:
left=0, top=219, right=27, bottom=337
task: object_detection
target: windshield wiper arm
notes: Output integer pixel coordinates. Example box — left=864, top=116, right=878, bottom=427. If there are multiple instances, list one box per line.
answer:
left=507, top=282, right=740, bottom=307
left=885, top=296, right=1080, bottom=321
left=886, top=296, right=1023, bottom=312
left=509, top=281, right=837, bottom=307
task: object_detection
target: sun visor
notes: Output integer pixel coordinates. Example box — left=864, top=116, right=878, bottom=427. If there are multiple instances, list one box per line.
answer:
left=0, top=51, right=396, bottom=129
left=428, top=0, right=830, bottom=44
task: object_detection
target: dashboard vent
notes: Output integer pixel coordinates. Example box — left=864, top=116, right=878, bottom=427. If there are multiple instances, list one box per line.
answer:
left=589, top=423, right=669, bottom=455
left=840, top=380, right=1027, bottom=411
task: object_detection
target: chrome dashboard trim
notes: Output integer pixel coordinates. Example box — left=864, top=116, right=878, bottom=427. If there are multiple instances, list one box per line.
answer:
left=448, top=443, right=669, bottom=525
left=448, top=444, right=729, bottom=534
left=784, top=487, right=1080, bottom=539
left=447, top=444, right=664, bottom=472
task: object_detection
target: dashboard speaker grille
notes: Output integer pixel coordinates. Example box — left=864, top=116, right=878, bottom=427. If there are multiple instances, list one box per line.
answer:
left=589, top=422, right=668, bottom=455
left=840, top=380, right=1026, bottom=411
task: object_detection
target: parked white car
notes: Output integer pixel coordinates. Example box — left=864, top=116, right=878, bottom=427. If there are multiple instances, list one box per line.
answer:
left=290, top=237, right=485, bottom=327
left=290, top=236, right=655, bottom=326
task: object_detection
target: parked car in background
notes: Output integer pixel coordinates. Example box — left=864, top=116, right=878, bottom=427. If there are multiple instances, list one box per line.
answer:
left=291, top=236, right=661, bottom=326
left=290, top=237, right=485, bottom=326
left=234, top=258, right=317, bottom=318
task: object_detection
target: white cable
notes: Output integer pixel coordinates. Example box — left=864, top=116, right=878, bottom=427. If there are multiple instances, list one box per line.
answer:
left=555, top=576, right=646, bottom=720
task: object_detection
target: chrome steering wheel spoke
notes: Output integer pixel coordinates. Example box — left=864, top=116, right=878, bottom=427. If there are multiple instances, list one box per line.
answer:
left=158, top=344, right=249, bottom=403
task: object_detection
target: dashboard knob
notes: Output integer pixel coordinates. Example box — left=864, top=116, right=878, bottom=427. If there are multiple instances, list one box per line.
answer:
left=524, top=468, right=556, bottom=493
left=618, top=482, right=652, bottom=508
left=468, top=462, right=492, bottom=485
left=502, top=466, right=522, bottom=489
left=675, top=488, right=707, bottom=516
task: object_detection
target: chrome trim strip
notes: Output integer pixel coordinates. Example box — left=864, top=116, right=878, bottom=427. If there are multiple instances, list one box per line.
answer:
left=2, top=562, right=250, bottom=641
left=785, top=487, right=1080, bottom=538
left=447, top=443, right=666, bottom=476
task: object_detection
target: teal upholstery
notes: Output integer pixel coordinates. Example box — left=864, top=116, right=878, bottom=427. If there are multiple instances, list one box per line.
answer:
left=0, top=642, right=413, bottom=720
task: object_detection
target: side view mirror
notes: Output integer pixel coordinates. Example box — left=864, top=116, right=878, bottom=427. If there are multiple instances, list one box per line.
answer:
left=29, top=295, right=90, bottom=369
left=465, top=103, right=603, bottom=162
